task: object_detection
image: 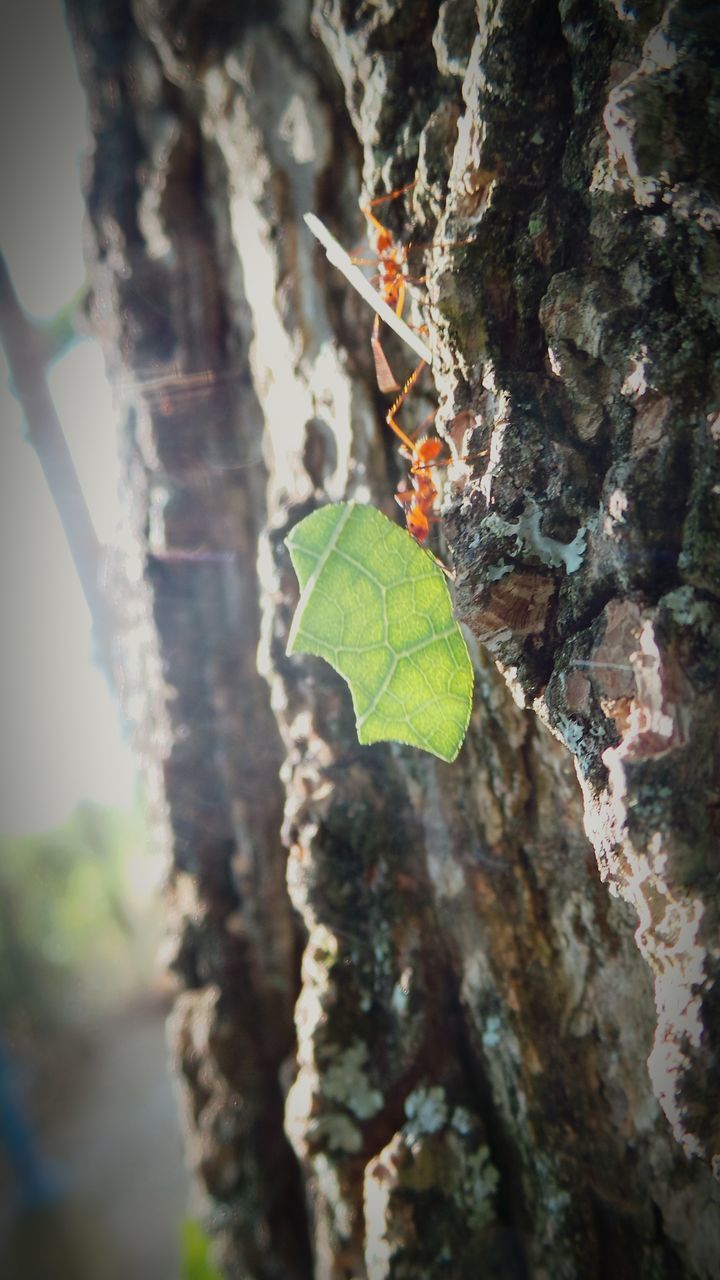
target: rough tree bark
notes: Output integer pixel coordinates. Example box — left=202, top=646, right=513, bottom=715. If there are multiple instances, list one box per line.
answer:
left=66, top=1, right=719, bottom=1276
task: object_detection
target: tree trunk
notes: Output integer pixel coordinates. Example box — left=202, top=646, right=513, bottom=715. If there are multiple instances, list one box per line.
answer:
left=66, top=1, right=719, bottom=1276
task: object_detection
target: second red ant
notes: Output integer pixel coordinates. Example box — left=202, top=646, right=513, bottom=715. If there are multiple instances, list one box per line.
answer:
left=358, top=181, right=457, bottom=548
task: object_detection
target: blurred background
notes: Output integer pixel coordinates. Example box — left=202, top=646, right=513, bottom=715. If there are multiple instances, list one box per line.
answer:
left=0, top=3, right=200, bottom=1275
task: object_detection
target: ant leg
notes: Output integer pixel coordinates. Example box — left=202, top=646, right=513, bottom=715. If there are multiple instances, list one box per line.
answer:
left=404, top=233, right=477, bottom=256
left=394, top=276, right=406, bottom=319
left=386, top=360, right=426, bottom=454
left=361, top=179, right=417, bottom=233
left=411, top=446, right=489, bottom=477
left=364, top=179, right=417, bottom=211
left=396, top=315, right=429, bottom=338
left=364, top=208, right=391, bottom=237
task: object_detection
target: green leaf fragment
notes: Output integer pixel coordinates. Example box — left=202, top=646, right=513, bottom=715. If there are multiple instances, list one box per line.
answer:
left=285, top=503, right=474, bottom=762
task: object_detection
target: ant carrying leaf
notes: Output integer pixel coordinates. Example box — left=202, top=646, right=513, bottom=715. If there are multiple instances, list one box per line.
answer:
left=360, top=181, right=426, bottom=394
left=303, top=211, right=431, bottom=367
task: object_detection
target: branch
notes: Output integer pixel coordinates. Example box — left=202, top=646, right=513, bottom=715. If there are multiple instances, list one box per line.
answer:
left=0, top=251, right=114, bottom=672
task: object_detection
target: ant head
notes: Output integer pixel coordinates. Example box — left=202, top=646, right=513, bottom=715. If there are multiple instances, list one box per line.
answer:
left=416, top=438, right=444, bottom=463
left=376, top=228, right=393, bottom=254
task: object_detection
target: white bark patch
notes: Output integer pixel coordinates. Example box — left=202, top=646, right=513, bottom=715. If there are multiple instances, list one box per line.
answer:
left=278, top=94, right=317, bottom=164
left=485, top=499, right=586, bottom=573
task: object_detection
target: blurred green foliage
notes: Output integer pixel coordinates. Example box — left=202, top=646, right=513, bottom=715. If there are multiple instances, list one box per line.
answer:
left=181, top=1220, right=224, bottom=1280
left=0, top=798, right=151, bottom=1028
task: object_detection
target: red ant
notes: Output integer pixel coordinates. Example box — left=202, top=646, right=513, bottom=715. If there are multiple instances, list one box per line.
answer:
left=358, top=179, right=473, bottom=390
left=358, top=180, right=425, bottom=394
left=384, top=359, right=446, bottom=545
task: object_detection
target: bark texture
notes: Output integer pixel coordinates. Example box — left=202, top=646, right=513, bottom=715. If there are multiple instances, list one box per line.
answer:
left=67, top=1, right=719, bottom=1276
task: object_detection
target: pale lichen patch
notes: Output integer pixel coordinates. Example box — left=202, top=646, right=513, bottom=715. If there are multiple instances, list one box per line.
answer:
left=363, top=1102, right=500, bottom=1277
left=323, top=1042, right=384, bottom=1120
left=461, top=1145, right=499, bottom=1229
left=403, top=1085, right=448, bottom=1141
